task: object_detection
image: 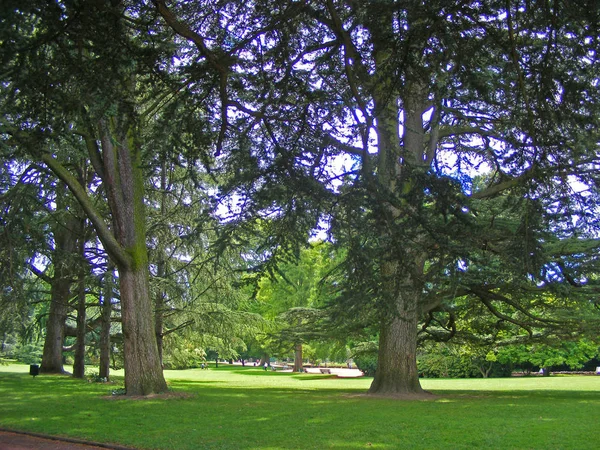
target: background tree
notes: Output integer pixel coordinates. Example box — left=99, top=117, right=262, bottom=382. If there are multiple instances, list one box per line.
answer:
left=254, top=243, right=342, bottom=371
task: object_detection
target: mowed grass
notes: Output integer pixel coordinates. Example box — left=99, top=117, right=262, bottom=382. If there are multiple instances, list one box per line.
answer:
left=1, top=364, right=599, bottom=449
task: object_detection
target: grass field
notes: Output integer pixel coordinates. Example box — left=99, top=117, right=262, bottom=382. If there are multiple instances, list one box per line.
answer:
left=1, top=363, right=599, bottom=449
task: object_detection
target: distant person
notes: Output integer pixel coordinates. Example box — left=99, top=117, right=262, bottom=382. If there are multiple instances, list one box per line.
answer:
left=263, top=362, right=268, bottom=371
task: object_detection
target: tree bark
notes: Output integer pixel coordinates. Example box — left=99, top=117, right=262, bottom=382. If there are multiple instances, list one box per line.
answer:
left=119, top=266, right=167, bottom=394
left=293, top=343, right=303, bottom=372
left=154, top=160, right=168, bottom=366
left=98, top=119, right=167, bottom=395
left=365, top=8, right=432, bottom=393
left=41, top=190, right=81, bottom=374
left=368, top=285, right=425, bottom=395
left=73, top=226, right=89, bottom=379
left=72, top=271, right=87, bottom=378
left=98, top=263, right=113, bottom=381
left=259, top=353, right=270, bottom=367
left=155, top=285, right=164, bottom=367
left=40, top=276, right=71, bottom=374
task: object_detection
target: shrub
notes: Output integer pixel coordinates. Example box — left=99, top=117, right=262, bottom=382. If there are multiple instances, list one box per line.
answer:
left=13, top=342, right=43, bottom=365
left=351, top=342, right=378, bottom=377
left=163, top=346, right=206, bottom=370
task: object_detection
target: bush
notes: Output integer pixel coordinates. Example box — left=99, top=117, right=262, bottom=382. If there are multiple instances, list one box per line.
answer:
left=351, top=342, right=378, bottom=377
left=418, top=351, right=479, bottom=378
left=85, top=369, right=108, bottom=383
left=13, top=342, right=43, bottom=365
left=163, top=346, right=206, bottom=370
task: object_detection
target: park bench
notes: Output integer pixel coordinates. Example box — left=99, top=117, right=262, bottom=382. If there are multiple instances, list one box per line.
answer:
left=319, top=368, right=331, bottom=374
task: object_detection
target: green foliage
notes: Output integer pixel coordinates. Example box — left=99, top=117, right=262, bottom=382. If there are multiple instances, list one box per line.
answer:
left=351, top=342, right=378, bottom=377
left=497, top=340, right=599, bottom=372
left=163, top=346, right=206, bottom=371
left=85, top=369, right=108, bottom=383
left=253, top=242, right=344, bottom=362
left=417, top=347, right=480, bottom=379
left=2, top=0, right=600, bottom=398
left=11, top=342, right=43, bottom=365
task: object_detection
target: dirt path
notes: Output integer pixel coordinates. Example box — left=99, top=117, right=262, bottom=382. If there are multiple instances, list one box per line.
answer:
left=0, top=430, right=134, bottom=450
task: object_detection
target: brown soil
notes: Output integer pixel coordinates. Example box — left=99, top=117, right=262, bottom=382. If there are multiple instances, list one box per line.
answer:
left=0, top=430, right=134, bottom=450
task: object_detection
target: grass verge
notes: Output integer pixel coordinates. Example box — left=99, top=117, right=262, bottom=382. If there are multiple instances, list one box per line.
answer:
left=1, top=363, right=599, bottom=449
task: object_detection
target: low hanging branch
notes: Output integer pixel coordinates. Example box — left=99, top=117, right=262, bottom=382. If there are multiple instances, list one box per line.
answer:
left=468, top=286, right=570, bottom=339
left=40, top=153, right=131, bottom=268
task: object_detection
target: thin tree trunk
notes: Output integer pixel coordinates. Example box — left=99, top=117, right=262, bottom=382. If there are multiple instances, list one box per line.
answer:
left=98, top=262, right=113, bottom=381
left=155, top=286, right=164, bottom=367
left=73, top=226, right=89, bottom=379
left=154, top=160, right=168, bottom=366
left=72, top=272, right=87, bottom=378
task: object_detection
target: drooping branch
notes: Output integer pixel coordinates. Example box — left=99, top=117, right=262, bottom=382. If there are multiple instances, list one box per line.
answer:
left=470, top=169, right=533, bottom=199
left=543, top=237, right=600, bottom=258
left=40, top=153, right=130, bottom=268
left=468, top=286, right=568, bottom=332
left=27, top=262, right=52, bottom=284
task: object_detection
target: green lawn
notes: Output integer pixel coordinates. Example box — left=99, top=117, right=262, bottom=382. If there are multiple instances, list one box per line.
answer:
left=1, top=363, right=599, bottom=449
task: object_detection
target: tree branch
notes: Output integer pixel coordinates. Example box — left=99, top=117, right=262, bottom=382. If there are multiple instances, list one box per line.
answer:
left=41, top=153, right=131, bottom=268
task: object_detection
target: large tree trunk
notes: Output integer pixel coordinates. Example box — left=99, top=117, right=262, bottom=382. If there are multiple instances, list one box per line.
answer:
left=368, top=298, right=424, bottom=395
left=41, top=113, right=167, bottom=394
left=293, top=343, right=303, bottom=372
left=119, top=266, right=167, bottom=394
left=366, top=7, right=432, bottom=393
left=41, top=194, right=81, bottom=374
left=40, top=277, right=71, bottom=374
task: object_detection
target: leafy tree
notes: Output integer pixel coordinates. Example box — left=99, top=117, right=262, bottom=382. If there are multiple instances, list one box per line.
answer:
left=253, top=243, right=341, bottom=371
left=496, top=339, right=599, bottom=375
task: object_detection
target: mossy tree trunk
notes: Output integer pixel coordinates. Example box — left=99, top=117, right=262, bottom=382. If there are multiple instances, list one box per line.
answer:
left=97, top=119, right=167, bottom=395
left=42, top=116, right=168, bottom=395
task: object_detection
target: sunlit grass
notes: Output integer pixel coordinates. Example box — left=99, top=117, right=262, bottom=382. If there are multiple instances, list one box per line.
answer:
left=1, top=363, right=599, bottom=449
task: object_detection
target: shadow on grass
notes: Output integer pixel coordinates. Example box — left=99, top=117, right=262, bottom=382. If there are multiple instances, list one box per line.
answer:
left=231, top=369, right=296, bottom=376
left=292, top=374, right=336, bottom=381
